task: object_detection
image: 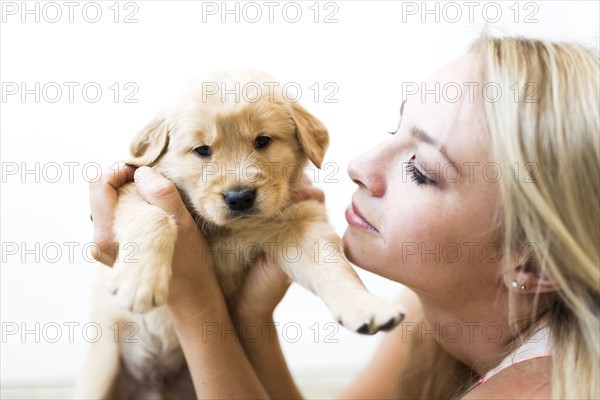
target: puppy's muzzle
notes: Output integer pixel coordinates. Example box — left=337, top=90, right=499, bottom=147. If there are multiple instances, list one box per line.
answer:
left=224, top=187, right=256, bottom=213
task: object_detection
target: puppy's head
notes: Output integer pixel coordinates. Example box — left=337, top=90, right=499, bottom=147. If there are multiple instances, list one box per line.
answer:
left=127, top=71, right=329, bottom=229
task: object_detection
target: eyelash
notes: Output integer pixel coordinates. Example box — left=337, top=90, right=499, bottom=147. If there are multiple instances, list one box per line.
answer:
left=405, top=156, right=436, bottom=186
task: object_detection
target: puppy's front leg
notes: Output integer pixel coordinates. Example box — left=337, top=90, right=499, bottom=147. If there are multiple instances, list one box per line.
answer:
left=275, top=206, right=404, bottom=334
left=107, top=183, right=178, bottom=313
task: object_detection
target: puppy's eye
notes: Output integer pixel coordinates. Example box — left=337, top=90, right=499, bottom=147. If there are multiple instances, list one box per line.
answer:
left=194, top=145, right=212, bottom=158
left=255, top=135, right=272, bottom=149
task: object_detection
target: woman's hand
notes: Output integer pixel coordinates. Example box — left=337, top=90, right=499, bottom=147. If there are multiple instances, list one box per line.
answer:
left=90, top=164, right=324, bottom=318
left=88, top=163, right=135, bottom=266
left=89, top=165, right=216, bottom=308
left=132, top=166, right=219, bottom=307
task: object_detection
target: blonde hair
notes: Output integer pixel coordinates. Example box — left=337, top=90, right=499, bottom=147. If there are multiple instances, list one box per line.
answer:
left=397, top=319, right=476, bottom=399
left=399, top=34, right=600, bottom=399
left=476, top=34, right=599, bottom=399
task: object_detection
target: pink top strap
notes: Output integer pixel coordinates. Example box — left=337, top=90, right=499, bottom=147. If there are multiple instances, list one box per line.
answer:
left=476, top=325, right=552, bottom=386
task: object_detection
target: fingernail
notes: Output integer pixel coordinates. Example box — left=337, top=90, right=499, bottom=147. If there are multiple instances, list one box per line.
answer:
left=134, top=166, right=152, bottom=182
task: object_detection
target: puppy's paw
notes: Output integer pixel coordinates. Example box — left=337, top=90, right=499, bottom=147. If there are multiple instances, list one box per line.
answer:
left=333, top=293, right=405, bottom=335
left=107, top=260, right=171, bottom=313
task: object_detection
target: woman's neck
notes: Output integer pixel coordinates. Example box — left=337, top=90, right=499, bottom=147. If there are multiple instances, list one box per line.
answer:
left=416, top=291, right=536, bottom=376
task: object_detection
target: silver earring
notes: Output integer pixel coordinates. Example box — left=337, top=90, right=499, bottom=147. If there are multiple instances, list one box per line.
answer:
left=511, top=280, right=518, bottom=288
left=520, top=284, right=527, bottom=290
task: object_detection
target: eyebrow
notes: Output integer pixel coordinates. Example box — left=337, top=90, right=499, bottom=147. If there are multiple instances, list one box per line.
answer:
left=410, top=126, right=454, bottom=164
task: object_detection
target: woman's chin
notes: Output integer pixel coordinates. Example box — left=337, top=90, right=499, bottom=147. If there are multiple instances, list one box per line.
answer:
left=342, top=227, right=366, bottom=266
left=343, top=227, right=391, bottom=278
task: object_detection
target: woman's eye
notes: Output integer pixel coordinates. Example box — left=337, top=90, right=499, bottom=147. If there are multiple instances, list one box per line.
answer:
left=405, top=155, right=436, bottom=186
left=194, top=145, right=212, bottom=158
left=255, top=135, right=272, bottom=149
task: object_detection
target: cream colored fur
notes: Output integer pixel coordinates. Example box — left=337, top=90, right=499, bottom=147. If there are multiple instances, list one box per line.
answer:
left=75, top=71, right=404, bottom=399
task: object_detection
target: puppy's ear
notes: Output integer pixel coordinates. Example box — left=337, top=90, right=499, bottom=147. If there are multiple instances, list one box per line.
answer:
left=127, top=115, right=170, bottom=167
left=291, top=103, right=329, bottom=168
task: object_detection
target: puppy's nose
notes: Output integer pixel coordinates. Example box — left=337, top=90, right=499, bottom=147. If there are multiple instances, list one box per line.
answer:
left=224, top=188, right=256, bottom=212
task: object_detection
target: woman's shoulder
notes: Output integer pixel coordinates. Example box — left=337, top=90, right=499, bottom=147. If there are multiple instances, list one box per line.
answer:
left=461, top=357, right=552, bottom=399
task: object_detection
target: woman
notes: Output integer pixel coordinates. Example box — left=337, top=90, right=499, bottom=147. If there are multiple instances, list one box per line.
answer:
left=89, top=35, right=599, bottom=399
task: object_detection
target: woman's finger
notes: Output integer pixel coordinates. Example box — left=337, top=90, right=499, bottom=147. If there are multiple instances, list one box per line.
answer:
left=89, top=163, right=136, bottom=266
left=291, top=174, right=325, bottom=204
left=133, top=167, right=194, bottom=227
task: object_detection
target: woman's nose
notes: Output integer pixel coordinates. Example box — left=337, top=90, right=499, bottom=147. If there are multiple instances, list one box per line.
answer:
left=347, top=143, right=388, bottom=197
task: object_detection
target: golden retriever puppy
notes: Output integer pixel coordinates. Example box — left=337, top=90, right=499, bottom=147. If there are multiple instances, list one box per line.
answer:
left=75, top=71, right=404, bottom=399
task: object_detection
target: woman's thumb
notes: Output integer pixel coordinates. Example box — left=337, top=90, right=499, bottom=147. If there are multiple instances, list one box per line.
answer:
left=134, top=167, right=187, bottom=218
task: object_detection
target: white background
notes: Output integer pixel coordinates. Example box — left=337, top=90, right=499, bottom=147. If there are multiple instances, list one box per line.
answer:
left=1, top=0, right=598, bottom=391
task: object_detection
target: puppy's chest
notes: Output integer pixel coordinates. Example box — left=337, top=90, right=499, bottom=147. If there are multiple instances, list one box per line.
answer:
left=208, top=229, right=265, bottom=296
left=201, top=205, right=319, bottom=296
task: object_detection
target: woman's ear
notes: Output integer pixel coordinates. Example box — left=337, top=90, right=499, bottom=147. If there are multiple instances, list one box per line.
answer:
left=127, top=115, right=170, bottom=167
left=290, top=103, right=329, bottom=168
left=503, top=252, right=558, bottom=294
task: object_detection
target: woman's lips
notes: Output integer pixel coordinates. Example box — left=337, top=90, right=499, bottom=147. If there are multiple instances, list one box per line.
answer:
left=345, top=203, right=378, bottom=233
